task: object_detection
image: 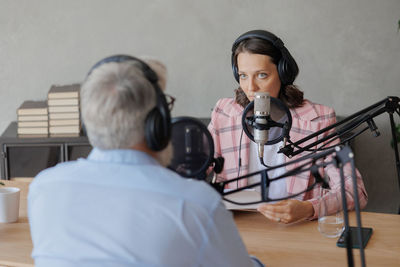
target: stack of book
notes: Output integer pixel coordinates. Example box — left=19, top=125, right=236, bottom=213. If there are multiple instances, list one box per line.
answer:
left=47, top=84, right=81, bottom=136
left=17, top=101, right=49, bottom=136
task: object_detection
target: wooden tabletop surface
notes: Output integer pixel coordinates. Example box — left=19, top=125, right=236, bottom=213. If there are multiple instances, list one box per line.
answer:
left=1, top=179, right=399, bottom=267
left=234, top=210, right=400, bottom=266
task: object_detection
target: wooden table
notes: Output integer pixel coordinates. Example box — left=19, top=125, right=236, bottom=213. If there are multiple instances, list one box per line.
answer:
left=0, top=179, right=34, bottom=267
left=234, top=210, right=400, bottom=266
left=1, top=179, right=399, bottom=267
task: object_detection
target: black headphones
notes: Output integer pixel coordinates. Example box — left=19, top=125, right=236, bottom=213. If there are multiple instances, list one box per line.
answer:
left=87, top=55, right=171, bottom=151
left=231, top=30, right=299, bottom=87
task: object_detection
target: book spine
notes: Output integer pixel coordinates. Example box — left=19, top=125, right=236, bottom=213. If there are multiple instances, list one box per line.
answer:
left=18, top=115, right=49, bottom=121
left=17, top=127, right=49, bottom=134
left=48, top=106, right=79, bottom=113
left=17, top=109, right=48, bottom=116
left=49, top=112, right=80, bottom=120
left=49, top=126, right=81, bottom=134
left=49, top=120, right=80, bottom=126
left=18, top=121, right=49, bottom=127
left=48, top=92, right=79, bottom=99
left=48, top=98, right=79, bottom=106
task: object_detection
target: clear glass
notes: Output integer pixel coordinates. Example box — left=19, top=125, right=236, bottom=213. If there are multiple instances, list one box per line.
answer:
left=318, top=188, right=344, bottom=238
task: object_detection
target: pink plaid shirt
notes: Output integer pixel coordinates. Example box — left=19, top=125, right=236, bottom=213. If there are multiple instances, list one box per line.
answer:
left=208, top=98, right=368, bottom=219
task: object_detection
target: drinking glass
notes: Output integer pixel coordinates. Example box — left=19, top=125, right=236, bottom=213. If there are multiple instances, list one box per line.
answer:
left=318, top=188, right=344, bottom=238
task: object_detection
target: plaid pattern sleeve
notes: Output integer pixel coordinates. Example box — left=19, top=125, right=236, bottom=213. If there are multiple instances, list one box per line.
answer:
left=288, top=101, right=368, bottom=220
left=208, top=98, right=250, bottom=188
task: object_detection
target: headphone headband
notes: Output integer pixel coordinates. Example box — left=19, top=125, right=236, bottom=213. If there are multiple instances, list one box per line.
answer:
left=87, top=55, right=159, bottom=84
left=231, top=30, right=299, bottom=86
left=86, top=54, right=171, bottom=151
left=231, top=30, right=284, bottom=53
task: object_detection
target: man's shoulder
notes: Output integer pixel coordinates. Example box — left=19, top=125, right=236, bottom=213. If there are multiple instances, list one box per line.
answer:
left=30, top=160, right=84, bottom=189
left=138, top=166, right=223, bottom=212
left=31, top=159, right=222, bottom=212
left=170, top=177, right=223, bottom=210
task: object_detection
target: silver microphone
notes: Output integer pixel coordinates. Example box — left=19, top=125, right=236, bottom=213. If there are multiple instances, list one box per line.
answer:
left=254, top=92, right=270, bottom=158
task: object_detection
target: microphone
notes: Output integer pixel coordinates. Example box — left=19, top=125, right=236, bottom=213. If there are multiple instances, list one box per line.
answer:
left=253, top=92, right=271, bottom=159
left=184, top=124, right=203, bottom=165
left=168, top=117, right=333, bottom=205
left=168, top=116, right=223, bottom=180
left=242, top=94, right=292, bottom=151
left=181, top=124, right=217, bottom=174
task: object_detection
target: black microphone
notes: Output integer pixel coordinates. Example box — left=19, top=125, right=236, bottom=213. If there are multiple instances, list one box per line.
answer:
left=168, top=116, right=335, bottom=204
left=242, top=95, right=293, bottom=150
left=183, top=125, right=205, bottom=170
left=168, top=117, right=223, bottom=180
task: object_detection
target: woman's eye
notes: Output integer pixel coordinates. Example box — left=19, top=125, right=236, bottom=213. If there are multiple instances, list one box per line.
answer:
left=239, top=74, right=247, bottom=79
left=257, top=73, right=267, bottom=79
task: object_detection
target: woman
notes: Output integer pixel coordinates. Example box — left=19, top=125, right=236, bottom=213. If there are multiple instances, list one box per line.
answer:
left=208, top=30, right=368, bottom=224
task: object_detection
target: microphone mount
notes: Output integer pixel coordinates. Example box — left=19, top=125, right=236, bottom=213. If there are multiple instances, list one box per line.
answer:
left=211, top=145, right=368, bottom=267
left=245, top=115, right=285, bottom=130
left=279, top=96, right=400, bottom=157
left=242, top=97, right=293, bottom=146
left=278, top=96, right=400, bottom=202
left=211, top=146, right=336, bottom=200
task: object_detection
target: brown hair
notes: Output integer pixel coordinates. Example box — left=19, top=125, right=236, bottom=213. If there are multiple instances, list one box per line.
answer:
left=233, top=38, right=304, bottom=109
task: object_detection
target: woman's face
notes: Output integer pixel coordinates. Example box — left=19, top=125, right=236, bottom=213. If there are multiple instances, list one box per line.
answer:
left=237, top=52, right=281, bottom=101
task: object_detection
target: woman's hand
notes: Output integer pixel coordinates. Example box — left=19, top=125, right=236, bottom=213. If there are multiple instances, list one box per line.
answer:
left=257, top=199, right=314, bottom=224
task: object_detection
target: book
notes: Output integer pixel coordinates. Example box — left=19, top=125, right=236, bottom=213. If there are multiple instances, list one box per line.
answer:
left=17, top=101, right=48, bottom=116
left=18, top=115, right=49, bottom=121
left=17, top=127, right=48, bottom=135
left=49, top=112, right=80, bottom=120
left=48, top=98, right=79, bottom=106
left=18, top=134, right=49, bottom=138
left=49, top=125, right=81, bottom=134
left=49, top=119, right=80, bottom=126
left=18, top=121, right=49, bottom=128
left=50, top=133, right=80, bottom=137
left=223, top=190, right=262, bottom=210
left=48, top=84, right=80, bottom=99
left=48, top=106, right=79, bottom=113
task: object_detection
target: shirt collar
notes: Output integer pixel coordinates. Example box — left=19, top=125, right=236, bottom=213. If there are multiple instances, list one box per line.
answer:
left=222, top=98, right=245, bottom=116
left=229, top=97, right=320, bottom=121
left=290, top=100, right=319, bottom=121
left=87, top=148, right=160, bottom=166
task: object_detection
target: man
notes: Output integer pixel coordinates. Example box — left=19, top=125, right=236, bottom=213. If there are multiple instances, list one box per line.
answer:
left=28, top=55, right=264, bottom=267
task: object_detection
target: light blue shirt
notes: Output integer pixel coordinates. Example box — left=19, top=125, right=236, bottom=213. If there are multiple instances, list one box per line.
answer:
left=28, top=148, right=263, bottom=267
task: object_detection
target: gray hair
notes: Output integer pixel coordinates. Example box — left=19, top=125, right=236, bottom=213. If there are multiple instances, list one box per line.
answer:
left=81, top=61, right=156, bottom=149
left=142, top=57, right=167, bottom=91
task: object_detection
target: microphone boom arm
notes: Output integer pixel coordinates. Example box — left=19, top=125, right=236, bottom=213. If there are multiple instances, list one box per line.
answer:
left=279, top=96, right=400, bottom=197
left=212, top=147, right=337, bottom=199
left=212, top=145, right=368, bottom=267
left=279, top=97, right=399, bottom=157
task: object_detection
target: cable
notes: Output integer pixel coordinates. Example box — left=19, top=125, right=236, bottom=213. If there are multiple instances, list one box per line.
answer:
left=260, top=157, right=272, bottom=168
left=237, top=129, right=244, bottom=188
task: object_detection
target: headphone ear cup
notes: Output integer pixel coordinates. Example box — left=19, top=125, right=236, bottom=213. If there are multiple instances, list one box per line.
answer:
left=278, top=48, right=298, bottom=86
left=145, top=108, right=166, bottom=151
left=233, top=65, right=239, bottom=83
left=277, top=59, right=290, bottom=86
left=232, top=61, right=240, bottom=82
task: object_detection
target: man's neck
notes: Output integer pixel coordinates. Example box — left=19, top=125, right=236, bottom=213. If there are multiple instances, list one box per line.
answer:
left=130, top=142, right=157, bottom=159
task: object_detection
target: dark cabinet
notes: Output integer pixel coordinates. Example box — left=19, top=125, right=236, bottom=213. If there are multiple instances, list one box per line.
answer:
left=0, top=122, right=92, bottom=180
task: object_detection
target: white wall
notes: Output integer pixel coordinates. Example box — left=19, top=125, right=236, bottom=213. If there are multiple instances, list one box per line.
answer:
left=1, top=0, right=399, bottom=212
